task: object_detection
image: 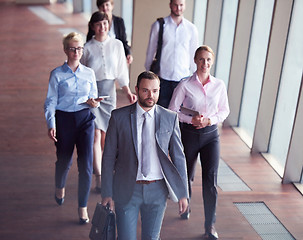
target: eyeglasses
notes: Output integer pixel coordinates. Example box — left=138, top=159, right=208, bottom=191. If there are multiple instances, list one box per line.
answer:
left=67, top=47, right=84, bottom=53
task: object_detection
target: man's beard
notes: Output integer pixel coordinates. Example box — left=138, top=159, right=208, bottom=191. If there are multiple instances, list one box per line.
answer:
left=138, top=97, right=157, bottom=108
left=171, top=10, right=182, bottom=17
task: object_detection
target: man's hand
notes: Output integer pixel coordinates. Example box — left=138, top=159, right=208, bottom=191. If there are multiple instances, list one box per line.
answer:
left=101, top=197, right=115, bottom=211
left=178, top=197, right=188, bottom=215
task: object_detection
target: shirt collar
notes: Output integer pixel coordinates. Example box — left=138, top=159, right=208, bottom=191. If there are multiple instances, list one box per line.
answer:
left=62, top=61, right=73, bottom=73
left=194, top=72, right=213, bottom=85
left=168, top=15, right=184, bottom=26
left=92, top=35, right=111, bottom=44
left=136, top=102, right=155, bottom=118
left=62, top=61, right=84, bottom=73
left=77, top=63, right=84, bottom=72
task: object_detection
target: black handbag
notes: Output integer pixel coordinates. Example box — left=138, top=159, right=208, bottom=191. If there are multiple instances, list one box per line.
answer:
left=150, top=17, right=165, bottom=75
left=89, top=203, right=116, bottom=240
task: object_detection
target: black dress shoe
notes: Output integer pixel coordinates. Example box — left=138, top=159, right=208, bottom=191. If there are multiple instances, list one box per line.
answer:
left=79, top=218, right=89, bottom=225
left=54, top=195, right=64, bottom=206
left=180, top=207, right=191, bottom=220
left=202, top=226, right=218, bottom=239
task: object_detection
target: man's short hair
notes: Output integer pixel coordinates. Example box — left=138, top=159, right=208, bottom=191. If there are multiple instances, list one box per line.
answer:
left=170, top=0, right=185, bottom=4
left=136, top=71, right=160, bottom=88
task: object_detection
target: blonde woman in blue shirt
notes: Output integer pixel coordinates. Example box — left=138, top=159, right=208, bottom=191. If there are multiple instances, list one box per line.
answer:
left=44, top=32, right=102, bottom=225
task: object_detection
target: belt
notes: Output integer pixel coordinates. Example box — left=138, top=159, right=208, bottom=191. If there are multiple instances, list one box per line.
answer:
left=179, top=122, right=217, bottom=133
left=136, top=180, right=161, bottom=184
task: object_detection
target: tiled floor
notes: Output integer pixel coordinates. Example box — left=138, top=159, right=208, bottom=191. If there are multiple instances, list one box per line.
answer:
left=0, top=2, right=303, bottom=239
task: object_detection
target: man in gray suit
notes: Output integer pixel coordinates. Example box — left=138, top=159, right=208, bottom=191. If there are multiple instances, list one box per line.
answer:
left=101, top=71, right=189, bottom=239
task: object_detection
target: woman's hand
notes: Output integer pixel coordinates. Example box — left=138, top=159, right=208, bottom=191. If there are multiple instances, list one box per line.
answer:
left=48, top=128, right=57, bottom=142
left=191, top=115, right=209, bottom=129
left=126, top=54, right=133, bottom=65
left=127, top=92, right=137, bottom=103
left=86, top=98, right=100, bottom=108
left=122, top=86, right=137, bottom=103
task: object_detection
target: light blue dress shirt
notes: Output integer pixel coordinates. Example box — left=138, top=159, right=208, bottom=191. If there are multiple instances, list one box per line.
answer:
left=44, top=62, right=98, bottom=129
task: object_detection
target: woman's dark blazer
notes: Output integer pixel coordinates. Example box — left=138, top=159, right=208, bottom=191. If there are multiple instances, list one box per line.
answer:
left=113, top=15, right=131, bottom=57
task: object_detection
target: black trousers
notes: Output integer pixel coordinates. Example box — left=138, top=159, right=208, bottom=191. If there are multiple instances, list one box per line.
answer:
left=157, top=78, right=179, bottom=108
left=180, top=122, right=219, bottom=228
left=55, top=109, right=95, bottom=207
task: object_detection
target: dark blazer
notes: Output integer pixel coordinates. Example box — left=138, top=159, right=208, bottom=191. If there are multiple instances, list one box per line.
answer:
left=113, top=15, right=131, bottom=57
left=101, top=103, right=189, bottom=205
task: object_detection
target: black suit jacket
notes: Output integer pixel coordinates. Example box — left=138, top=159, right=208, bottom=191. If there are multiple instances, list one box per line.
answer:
left=113, top=15, right=131, bottom=56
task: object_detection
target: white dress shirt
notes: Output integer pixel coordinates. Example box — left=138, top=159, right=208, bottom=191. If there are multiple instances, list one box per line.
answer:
left=145, top=15, right=199, bottom=81
left=81, top=36, right=129, bottom=87
left=108, top=20, right=116, bottom=39
left=136, top=103, right=163, bottom=181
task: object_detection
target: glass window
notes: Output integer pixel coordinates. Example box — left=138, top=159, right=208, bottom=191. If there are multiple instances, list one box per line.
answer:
left=215, top=0, right=239, bottom=86
left=238, top=0, right=275, bottom=139
left=269, top=0, right=303, bottom=169
left=193, top=0, right=207, bottom=45
left=83, top=0, right=91, bottom=14
left=121, top=0, right=133, bottom=45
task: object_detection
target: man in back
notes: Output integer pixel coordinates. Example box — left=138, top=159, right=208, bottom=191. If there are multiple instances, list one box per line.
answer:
left=145, top=0, right=199, bottom=108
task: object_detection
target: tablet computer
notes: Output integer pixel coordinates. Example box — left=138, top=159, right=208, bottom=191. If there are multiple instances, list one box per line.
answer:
left=95, top=96, right=110, bottom=101
left=80, top=96, right=110, bottom=104
left=180, top=106, right=199, bottom=116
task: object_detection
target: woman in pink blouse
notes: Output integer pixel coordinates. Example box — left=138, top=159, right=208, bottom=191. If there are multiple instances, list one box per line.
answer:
left=169, top=45, right=229, bottom=240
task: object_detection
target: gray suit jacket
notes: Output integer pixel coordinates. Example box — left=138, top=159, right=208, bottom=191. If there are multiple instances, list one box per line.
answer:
left=101, top=103, right=189, bottom=204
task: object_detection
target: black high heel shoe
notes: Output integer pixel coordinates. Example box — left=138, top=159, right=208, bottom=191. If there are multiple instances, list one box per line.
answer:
left=78, top=207, right=89, bottom=225
left=54, top=195, right=64, bottom=206
left=79, top=218, right=89, bottom=225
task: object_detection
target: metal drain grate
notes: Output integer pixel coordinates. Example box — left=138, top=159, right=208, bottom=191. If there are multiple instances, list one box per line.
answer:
left=218, top=159, right=251, bottom=191
left=234, top=202, right=295, bottom=240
